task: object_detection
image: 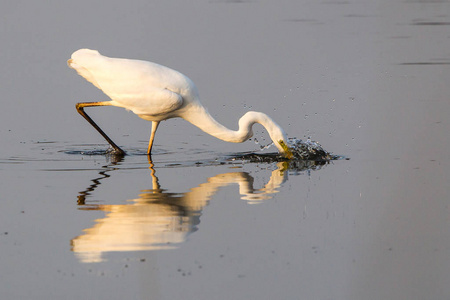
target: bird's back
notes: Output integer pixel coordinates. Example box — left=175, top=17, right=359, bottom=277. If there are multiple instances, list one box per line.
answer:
left=69, top=49, right=197, bottom=116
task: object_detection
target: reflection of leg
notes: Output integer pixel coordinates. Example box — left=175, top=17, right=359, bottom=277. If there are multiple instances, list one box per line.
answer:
left=147, top=157, right=161, bottom=192
left=147, top=121, right=160, bottom=155
left=77, top=167, right=111, bottom=206
left=76, top=101, right=125, bottom=155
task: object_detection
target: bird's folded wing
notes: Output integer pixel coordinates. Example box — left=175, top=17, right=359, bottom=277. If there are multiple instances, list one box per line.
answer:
left=110, top=88, right=184, bottom=116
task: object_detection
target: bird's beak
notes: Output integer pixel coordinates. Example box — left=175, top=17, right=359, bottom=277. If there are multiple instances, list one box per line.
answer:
left=278, top=140, right=294, bottom=159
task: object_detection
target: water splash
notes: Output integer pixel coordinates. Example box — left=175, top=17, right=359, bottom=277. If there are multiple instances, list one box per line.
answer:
left=251, top=137, right=338, bottom=161
left=229, top=137, right=343, bottom=172
left=65, top=149, right=111, bottom=155
left=252, top=137, right=273, bottom=150
left=287, top=137, right=336, bottom=161
left=229, top=152, right=331, bottom=172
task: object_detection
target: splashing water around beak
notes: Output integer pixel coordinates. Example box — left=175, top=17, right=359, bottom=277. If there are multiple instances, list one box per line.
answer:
left=254, top=137, right=336, bottom=161
left=278, top=140, right=294, bottom=159
left=286, top=137, right=335, bottom=161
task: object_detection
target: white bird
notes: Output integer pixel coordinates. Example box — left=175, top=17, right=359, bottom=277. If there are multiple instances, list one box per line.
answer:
left=68, top=49, right=293, bottom=158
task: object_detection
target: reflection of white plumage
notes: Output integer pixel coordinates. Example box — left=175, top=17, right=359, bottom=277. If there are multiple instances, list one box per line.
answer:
left=72, top=163, right=287, bottom=263
left=68, top=49, right=292, bottom=158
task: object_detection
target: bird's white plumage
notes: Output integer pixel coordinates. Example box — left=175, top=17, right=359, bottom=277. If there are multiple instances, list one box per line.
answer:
left=68, top=49, right=292, bottom=157
left=69, top=49, right=191, bottom=116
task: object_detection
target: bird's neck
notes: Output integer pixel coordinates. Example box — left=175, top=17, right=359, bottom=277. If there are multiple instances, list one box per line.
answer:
left=181, top=105, right=291, bottom=158
left=182, top=105, right=251, bottom=143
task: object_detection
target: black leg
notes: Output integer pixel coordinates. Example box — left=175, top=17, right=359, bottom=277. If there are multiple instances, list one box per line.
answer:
left=76, top=102, right=126, bottom=156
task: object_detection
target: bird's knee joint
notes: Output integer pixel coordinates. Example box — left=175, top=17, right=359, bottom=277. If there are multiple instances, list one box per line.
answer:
left=75, top=103, right=84, bottom=111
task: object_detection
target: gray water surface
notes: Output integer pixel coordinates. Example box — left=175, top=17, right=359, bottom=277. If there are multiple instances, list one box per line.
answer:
left=1, top=1, right=450, bottom=299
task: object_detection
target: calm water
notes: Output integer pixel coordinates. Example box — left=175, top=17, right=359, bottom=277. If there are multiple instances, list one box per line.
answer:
left=1, top=1, right=450, bottom=299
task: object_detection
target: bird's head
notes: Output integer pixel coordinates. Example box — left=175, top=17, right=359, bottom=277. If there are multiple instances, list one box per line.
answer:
left=277, top=139, right=294, bottom=159
left=268, top=124, right=293, bottom=159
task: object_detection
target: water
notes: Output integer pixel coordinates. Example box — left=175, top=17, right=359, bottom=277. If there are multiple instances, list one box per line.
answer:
left=2, top=1, right=450, bottom=299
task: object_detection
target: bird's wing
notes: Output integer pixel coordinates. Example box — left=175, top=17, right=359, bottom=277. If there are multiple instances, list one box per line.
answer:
left=110, top=87, right=184, bottom=116
left=92, top=62, right=186, bottom=116
left=69, top=49, right=186, bottom=116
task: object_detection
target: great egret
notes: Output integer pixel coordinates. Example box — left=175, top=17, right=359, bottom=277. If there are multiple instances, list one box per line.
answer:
left=68, top=49, right=293, bottom=158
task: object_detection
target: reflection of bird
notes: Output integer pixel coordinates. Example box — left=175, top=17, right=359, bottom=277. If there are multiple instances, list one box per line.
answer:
left=68, top=49, right=293, bottom=158
left=72, top=161, right=288, bottom=263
